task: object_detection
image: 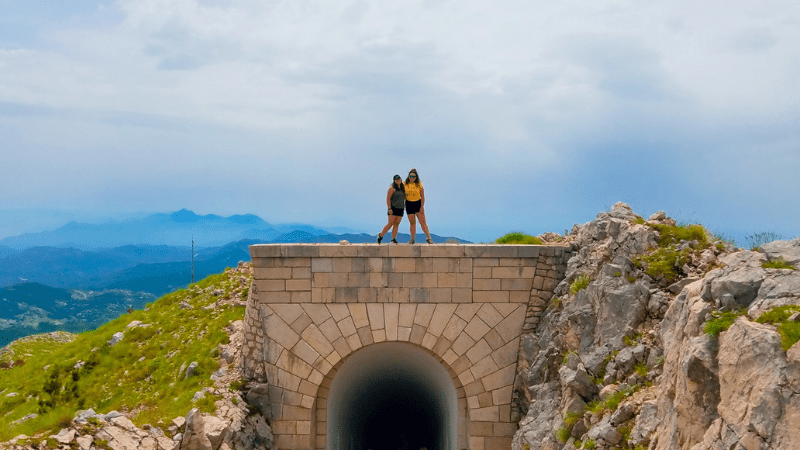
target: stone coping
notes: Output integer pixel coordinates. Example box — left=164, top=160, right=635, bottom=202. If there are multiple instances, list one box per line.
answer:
left=250, top=243, right=571, bottom=258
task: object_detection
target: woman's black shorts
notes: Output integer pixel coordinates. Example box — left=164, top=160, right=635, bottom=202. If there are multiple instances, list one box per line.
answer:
left=389, top=207, right=404, bottom=217
left=406, top=200, right=422, bottom=215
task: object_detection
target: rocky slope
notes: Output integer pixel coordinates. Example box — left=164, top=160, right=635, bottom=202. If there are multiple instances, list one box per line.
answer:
left=513, top=203, right=800, bottom=450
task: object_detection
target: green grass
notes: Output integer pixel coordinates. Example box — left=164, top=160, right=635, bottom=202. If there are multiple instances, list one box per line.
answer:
left=745, top=231, right=782, bottom=251
left=634, top=363, right=648, bottom=378
left=582, top=438, right=596, bottom=449
left=651, top=223, right=709, bottom=248
left=570, top=274, right=593, bottom=295
left=0, top=267, right=251, bottom=441
left=623, top=332, right=642, bottom=347
left=762, top=258, right=796, bottom=270
left=495, top=232, right=543, bottom=245
left=705, top=309, right=746, bottom=337
left=755, top=305, right=800, bottom=351
left=586, top=384, right=639, bottom=415
left=637, top=246, right=692, bottom=282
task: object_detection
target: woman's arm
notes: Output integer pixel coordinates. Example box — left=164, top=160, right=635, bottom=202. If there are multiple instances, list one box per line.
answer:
left=420, top=185, right=425, bottom=213
left=386, top=188, right=394, bottom=210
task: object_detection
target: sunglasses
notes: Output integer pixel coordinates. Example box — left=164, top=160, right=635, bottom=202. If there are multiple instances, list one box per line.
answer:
left=409, top=175, right=417, bottom=178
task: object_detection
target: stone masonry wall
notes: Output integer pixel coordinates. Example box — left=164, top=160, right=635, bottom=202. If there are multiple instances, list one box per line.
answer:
left=240, top=244, right=570, bottom=450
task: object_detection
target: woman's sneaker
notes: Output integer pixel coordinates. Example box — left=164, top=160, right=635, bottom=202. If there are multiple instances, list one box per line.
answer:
left=377, top=234, right=383, bottom=244
left=391, top=238, right=398, bottom=244
left=408, top=239, right=415, bottom=244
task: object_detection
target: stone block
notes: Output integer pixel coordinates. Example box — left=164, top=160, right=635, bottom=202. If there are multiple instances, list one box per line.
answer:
left=367, top=304, right=385, bottom=329
left=410, top=288, right=430, bottom=303
left=357, top=287, right=377, bottom=303
left=387, top=273, right=404, bottom=287
left=470, top=354, right=500, bottom=379
left=469, top=436, right=485, bottom=450
left=458, top=368, right=475, bottom=386
left=422, top=332, right=437, bottom=350
left=452, top=333, right=476, bottom=356
left=430, top=287, right=453, bottom=303
left=331, top=258, right=351, bottom=273
left=410, top=324, right=426, bottom=344
left=452, top=288, right=472, bottom=303
left=432, top=258, right=455, bottom=273
left=464, top=245, right=518, bottom=258
left=420, top=245, right=465, bottom=257
left=384, top=303, right=400, bottom=339
left=501, top=278, right=533, bottom=291
left=451, top=355, right=471, bottom=374
left=387, top=245, right=421, bottom=257
left=256, top=267, right=292, bottom=279
left=357, top=326, right=374, bottom=346
left=286, top=279, right=311, bottom=291
left=478, top=391, right=493, bottom=407
left=297, top=419, right=311, bottom=434
left=265, top=311, right=301, bottom=350
left=348, top=304, right=369, bottom=328
left=509, top=291, right=529, bottom=303
left=477, top=304, right=504, bottom=327
left=472, top=421, right=493, bottom=437
left=421, top=272, right=439, bottom=288
left=397, top=326, right=412, bottom=341
left=311, top=358, right=332, bottom=378
left=372, top=328, right=387, bottom=343
left=301, top=324, right=335, bottom=357
left=438, top=272, right=457, bottom=288
left=277, top=350, right=313, bottom=379
left=403, top=273, right=423, bottom=288
left=281, top=244, right=320, bottom=258
left=433, top=335, right=451, bottom=355
left=471, top=406, right=500, bottom=422
left=484, top=329, right=504, bottom=350
left=413, top=303, right=436, bottom=327
left=466, top=339, right=493, bottom=364
left=415, top=257, right=433, bottom=272
left=495, top=306, right=526, bottom=343
left=290, top=291, right=311, bottom=303
left=473, top=258, right=499, bottom=267
left=485, top=436, right=512, bottom=449
left=334, top=287, right=358, bottom=303
left=369, top=273, right=388, bottom=288
left=428, top=304, right=458, bottom=335
left=398, top=303, right=416, bottom=327
left=348, top=273, right=369, bottom=287
left=311, top=287, right=335, bottom=303
left=516, top=246, right=541, bottom=258
left=443, top=348, right=458, bottom=365
left=270, top=304, right=305, bottom=324
left=480, top=363, right=516, bottom=392
left=456, top=273, right=472, bottom=288
left=318, top=245, right=358, bottom=257
left=465, top=380, right=484, bottom=397
left=290, top=314, right=313, bottom=334
left=473, top=291, right=509, bottom=303
left=327, top=304, right=349, bottom=322
left=474, top=278, right=501, bottom=291
left=468, top=395, right=481, bottom=410
left=391, top=287, right=410, bottom=303
left=337, top=317, right=358, bottom=337
left=344, top=332, right=362, bottom=351
left=357, top=246, right=388, bottom=258
left=442, top=314, right=468, bottom=342
left=331, top=337, right=350, bottom=358
left=473, top=266, right=492, bottom=278
left=490, top=337, right=519, bottom=368
left=492, top=385, right=514, bottom=407
left=251, top=245, right=282, bottom=258
left=367, top=258, right=383, bottom=273
left=394, top=258, right=416, bottom=272
left=260, top=279, right=286, bottom=292
left=491, top=267, right=525, bottom=279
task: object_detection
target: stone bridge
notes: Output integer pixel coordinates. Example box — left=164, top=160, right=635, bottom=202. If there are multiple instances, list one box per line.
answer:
left=240, top=244, right=570, bottom=450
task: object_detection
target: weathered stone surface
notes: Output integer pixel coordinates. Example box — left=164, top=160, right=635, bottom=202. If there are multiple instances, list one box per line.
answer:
left=587, top=415, right=620, bottom=445
left=629, top=400, right=659, bottom=446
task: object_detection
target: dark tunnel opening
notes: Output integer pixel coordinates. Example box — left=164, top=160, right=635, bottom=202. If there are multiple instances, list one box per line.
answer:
left=326, top=342, right=458, bottom=450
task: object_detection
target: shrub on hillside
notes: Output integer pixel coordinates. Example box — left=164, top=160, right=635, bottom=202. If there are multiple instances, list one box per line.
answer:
left=495, top=232, right=543, bottom=245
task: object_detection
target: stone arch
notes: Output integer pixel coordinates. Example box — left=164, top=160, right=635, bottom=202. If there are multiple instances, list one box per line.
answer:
left=313, top=341, right=468, bottom=450
left=254, top=301, right=526, bottom=449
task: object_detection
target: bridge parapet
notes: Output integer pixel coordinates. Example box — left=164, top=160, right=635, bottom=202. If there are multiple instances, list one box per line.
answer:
left=241, top=244, right=571, bottom=450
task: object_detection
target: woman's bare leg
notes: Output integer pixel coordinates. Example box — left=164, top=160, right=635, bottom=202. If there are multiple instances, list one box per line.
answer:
left=416, top=211, right=432, bottom=240
left=380, top=216, right=396, bottom=237
left=391, top=216, right=402, bottom=239
left=408, top=214, right=417, bottom=241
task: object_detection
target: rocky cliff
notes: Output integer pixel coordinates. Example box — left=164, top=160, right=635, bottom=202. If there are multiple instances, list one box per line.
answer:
left=513, top=203, right=800, bottom=450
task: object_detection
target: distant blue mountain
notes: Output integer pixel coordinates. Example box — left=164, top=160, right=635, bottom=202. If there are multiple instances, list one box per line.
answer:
left=0, top=209, right=343, bottom=250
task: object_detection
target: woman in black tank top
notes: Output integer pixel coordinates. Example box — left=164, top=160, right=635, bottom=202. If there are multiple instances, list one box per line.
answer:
left=377, top=175, right=405, bottom=244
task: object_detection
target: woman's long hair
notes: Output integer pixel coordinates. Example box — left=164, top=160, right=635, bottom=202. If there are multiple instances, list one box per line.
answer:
left=405, top=168, right=421, bottom=185
left=391, top=177, right=405, bottom=191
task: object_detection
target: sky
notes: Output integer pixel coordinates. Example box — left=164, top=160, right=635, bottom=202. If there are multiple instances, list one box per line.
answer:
left=1, top=0, right=799, bottom=243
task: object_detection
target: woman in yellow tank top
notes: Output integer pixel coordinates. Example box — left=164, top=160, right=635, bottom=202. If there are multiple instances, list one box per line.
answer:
left=404, top=168, right=433, bottom=244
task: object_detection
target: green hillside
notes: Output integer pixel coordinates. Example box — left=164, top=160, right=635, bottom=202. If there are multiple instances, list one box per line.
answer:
left=0, top=266, right=251, bottom=442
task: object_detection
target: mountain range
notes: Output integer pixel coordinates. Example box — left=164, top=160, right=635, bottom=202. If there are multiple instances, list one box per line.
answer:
left=0, top=210, right=468, bottom=342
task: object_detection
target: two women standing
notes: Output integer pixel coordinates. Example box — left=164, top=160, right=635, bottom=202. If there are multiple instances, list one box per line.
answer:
left=377, top=168, right=433, bottom=244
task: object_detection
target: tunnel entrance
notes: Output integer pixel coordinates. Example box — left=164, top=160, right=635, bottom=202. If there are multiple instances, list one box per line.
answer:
left=325, top=342, right=459, bottom=450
